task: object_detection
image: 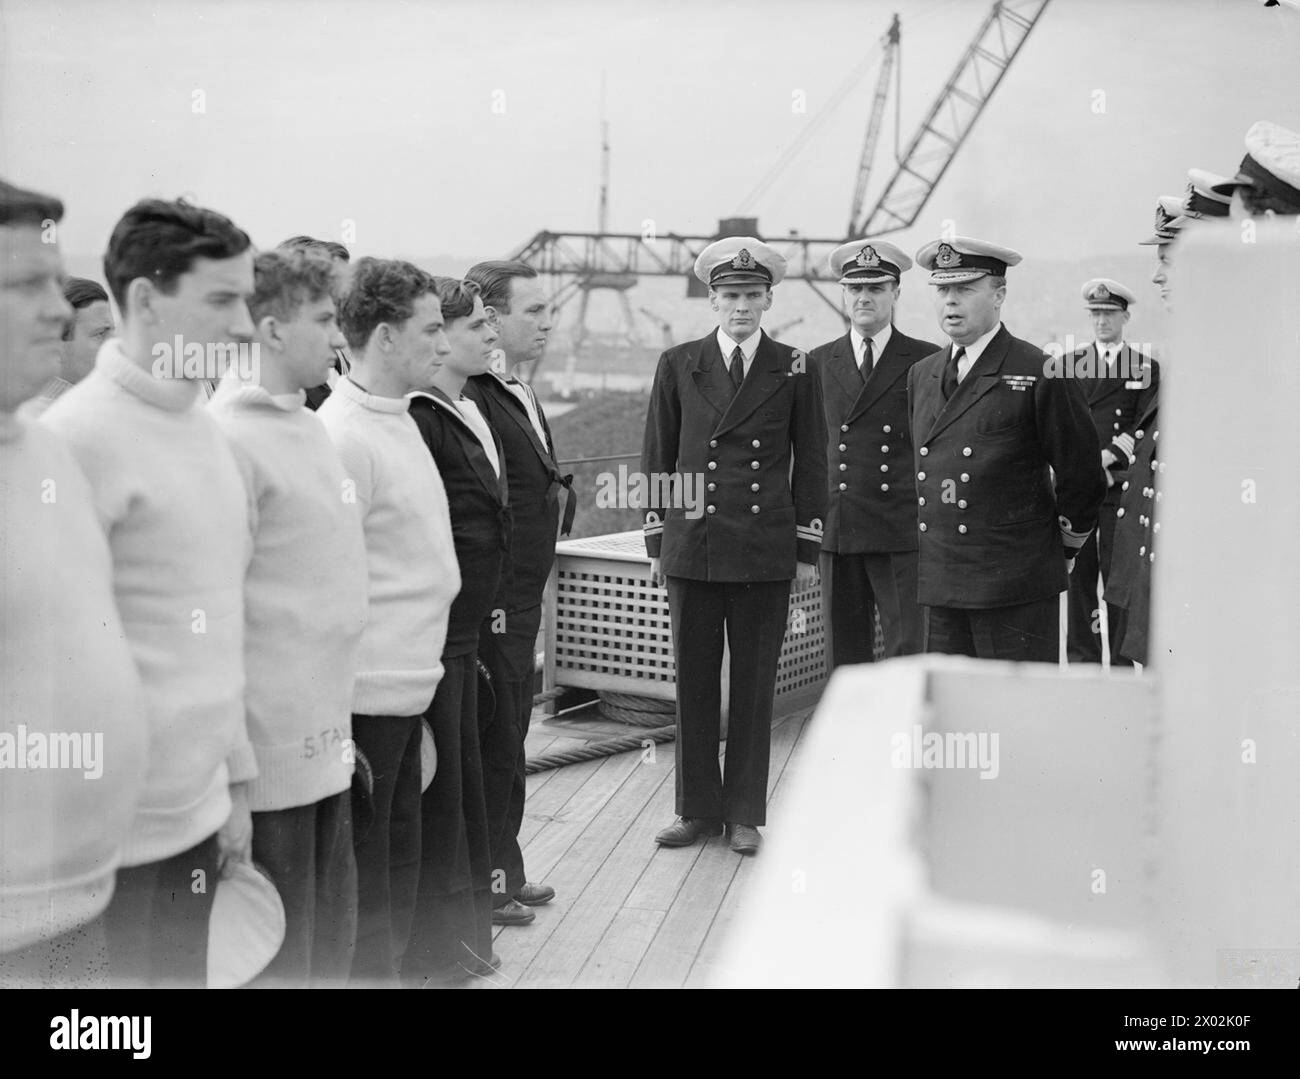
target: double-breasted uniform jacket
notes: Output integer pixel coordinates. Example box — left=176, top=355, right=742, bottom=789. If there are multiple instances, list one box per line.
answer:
left=462, top=373, right=572, bottom=613
left=408, top=389, right=510, bottom=657
left=809, top=327, right=940, bottom=553
left=1068, top=343, right=1160, bottom=505
left=1104, top=391, right=1160, bottom=662
left=906, top=324, right=1106, bottom=609
left=641, top=330, right=827, bottom=582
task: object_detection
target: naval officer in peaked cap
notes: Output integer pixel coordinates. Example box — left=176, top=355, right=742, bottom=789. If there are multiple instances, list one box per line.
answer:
left=809, top=239, right=939, bottom=666
left=1214, top=120, right=1300, bottom=217
left=1063, top=278, right=1159, bottom=665
left=1182, top=169, right=1234, bottom=220
left=906, top=236, right=1105, bottom=662
left=1105, top=197, right=1188, bottom=667
left=641, top=236, right=827, bottom=855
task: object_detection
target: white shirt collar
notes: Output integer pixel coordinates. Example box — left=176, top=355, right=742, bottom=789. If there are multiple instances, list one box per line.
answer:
left=717, top=328, right=761, bottom=370
left=951, top=322, right=1002, bottom=364
left=1096, top=340, right=1123, bottom=364
left=849, top=323, right=892, bottom=365
left=455, top=397, right=501, bottom=477
left=489, top=370, right=549, bottom=449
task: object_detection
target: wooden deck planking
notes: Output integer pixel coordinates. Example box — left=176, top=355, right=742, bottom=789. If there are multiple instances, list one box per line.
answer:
left=684, top=713, right=812, bottom=988
left=569, top=771, right=685, bottom=988
left=520, top=750, right=646, bottom=884
left=510, top=756, right=675, bottom=988
left=625, top=843, right=742, bottom=988
left=484, top=703, right=815, bottom=989
left=626, top=710, right=810, bottom=989
left=576, top=908, right=667, bottom=989
left=492, top=753, right=667, bottom=985
left=516, top=749, right=612, bottom=849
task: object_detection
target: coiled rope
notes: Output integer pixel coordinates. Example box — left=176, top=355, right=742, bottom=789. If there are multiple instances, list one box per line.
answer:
left=524, top=725, right=675, bottom=775
left=524, top=689, right=678, bottom=774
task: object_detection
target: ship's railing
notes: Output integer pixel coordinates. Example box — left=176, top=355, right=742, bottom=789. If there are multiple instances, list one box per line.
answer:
left=537, top=451, right=642, bottom=715
left=555, top=451, right=639, bottom=468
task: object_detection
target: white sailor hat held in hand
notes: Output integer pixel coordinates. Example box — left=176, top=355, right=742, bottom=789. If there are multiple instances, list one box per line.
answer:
left=1211, top=120, right=1300, bottom=211
left=208, top=861, right=287, bottom=989
left=694, top=236, right=787, bottom=288
left=1081, top=278, right=1136, bottom=311
left=828, top=239, right=911, bottom=283
left=1138, top=196, right=1187, bottom=245
left=914, top=236, right=1022, bottom=285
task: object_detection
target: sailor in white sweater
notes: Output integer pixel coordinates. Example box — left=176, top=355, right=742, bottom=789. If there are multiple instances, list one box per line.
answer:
left=43, top=197, right=258, bottom=987
left=0, top=178, right=146, bottom=988
left=317, top=257, right=460, bottom=985
left=208, top=249, right=369, bottom=986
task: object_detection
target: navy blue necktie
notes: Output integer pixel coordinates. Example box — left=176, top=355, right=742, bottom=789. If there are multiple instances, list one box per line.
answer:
left=941, top=347, right=965, bottom=401
left=729, top=346, right=744, bottom=391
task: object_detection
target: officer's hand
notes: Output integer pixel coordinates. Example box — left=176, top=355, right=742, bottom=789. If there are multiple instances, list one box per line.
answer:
left=1101, top=448, right=1117, bottom=470
left=1113, top=433, right=1136, bottom=460
left=648, top=557, right=664, bottom=588
left=1104, top=468, right=1115, bottom=489
left=1065, top=557, right=1077, bottom=575
left=794, top=561, right=819, bottom=589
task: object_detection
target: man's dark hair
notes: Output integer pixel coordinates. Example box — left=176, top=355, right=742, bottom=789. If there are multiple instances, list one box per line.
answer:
left=432, top=276, right=481, bottom=325
left=465, top=259, right=537, bottom=314
left=337, top=257, right=438, bottom=351
left=278, top=234, right=351, bottom=264
left=60, top=277, right=110, bottom=341
left=63, top=276, right=109, bottom=311
left=1239, top=184, right=1300, bottom=217
left=102, top=197, right=251, bottom=311
left=0, top=178, right=64, bottom=228
left=249, top=249, right=339, bottom=325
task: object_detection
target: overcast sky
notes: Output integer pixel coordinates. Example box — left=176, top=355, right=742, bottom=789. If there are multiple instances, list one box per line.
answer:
left=2, top=0, right=1297, bottom=263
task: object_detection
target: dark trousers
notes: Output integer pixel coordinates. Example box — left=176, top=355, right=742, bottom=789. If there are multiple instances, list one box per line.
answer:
left=924, top=596, right=1059, bottom=663
left=103, top=833, right=221, bottom=987
left=666, top=576, right=790, bottom=827
left=405, top=653, right=494, bottom=985
left=479, top=603, right=543, bottom=907
left=349, top=713, right=424, bottom=985
left=1120, top=565, right=1152, bottom=667
left=1066, top=498, right=1131, bottom=665
left=820, top=549, right=922, bottom=666
left=250, top=790, right=357, bottom=987
left=0, top=915, right=109, bottom=989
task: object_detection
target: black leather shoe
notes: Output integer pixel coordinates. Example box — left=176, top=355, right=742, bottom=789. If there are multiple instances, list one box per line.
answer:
left=655, top=817, right=723, bottom=847
left=728, top=823, right=761, bottom=855
left=516, top=882, right=555, bottom=906
left=491, top=899, right=536, bottom=926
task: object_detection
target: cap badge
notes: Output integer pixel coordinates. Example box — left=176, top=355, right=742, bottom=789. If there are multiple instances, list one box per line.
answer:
left=934, top=243, right=961, bottom=269
left=732, top=247, right=756, bottom=270
left=855, top=245, right=881, bottom=268
left=1089, top=284, right=1111, bottom=302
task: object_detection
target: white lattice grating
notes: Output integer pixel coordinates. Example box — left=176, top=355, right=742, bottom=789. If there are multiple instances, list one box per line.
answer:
left=552, top=532, right=827, bottom=702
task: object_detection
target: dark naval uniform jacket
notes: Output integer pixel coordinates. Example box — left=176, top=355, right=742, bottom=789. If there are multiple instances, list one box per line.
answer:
left=463, top=372, right=572, bottom=613
left=641, top=330, right=827, bottom=580
left=810, top=327, right=940, bottom=553
left=1066, top=342, right=1160, bottom=504
left=1105, top=391, right=1160, bottom=663
left=408, top=389, right=510, bottom=657
left=906, top=324, right=1106, bottom=609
